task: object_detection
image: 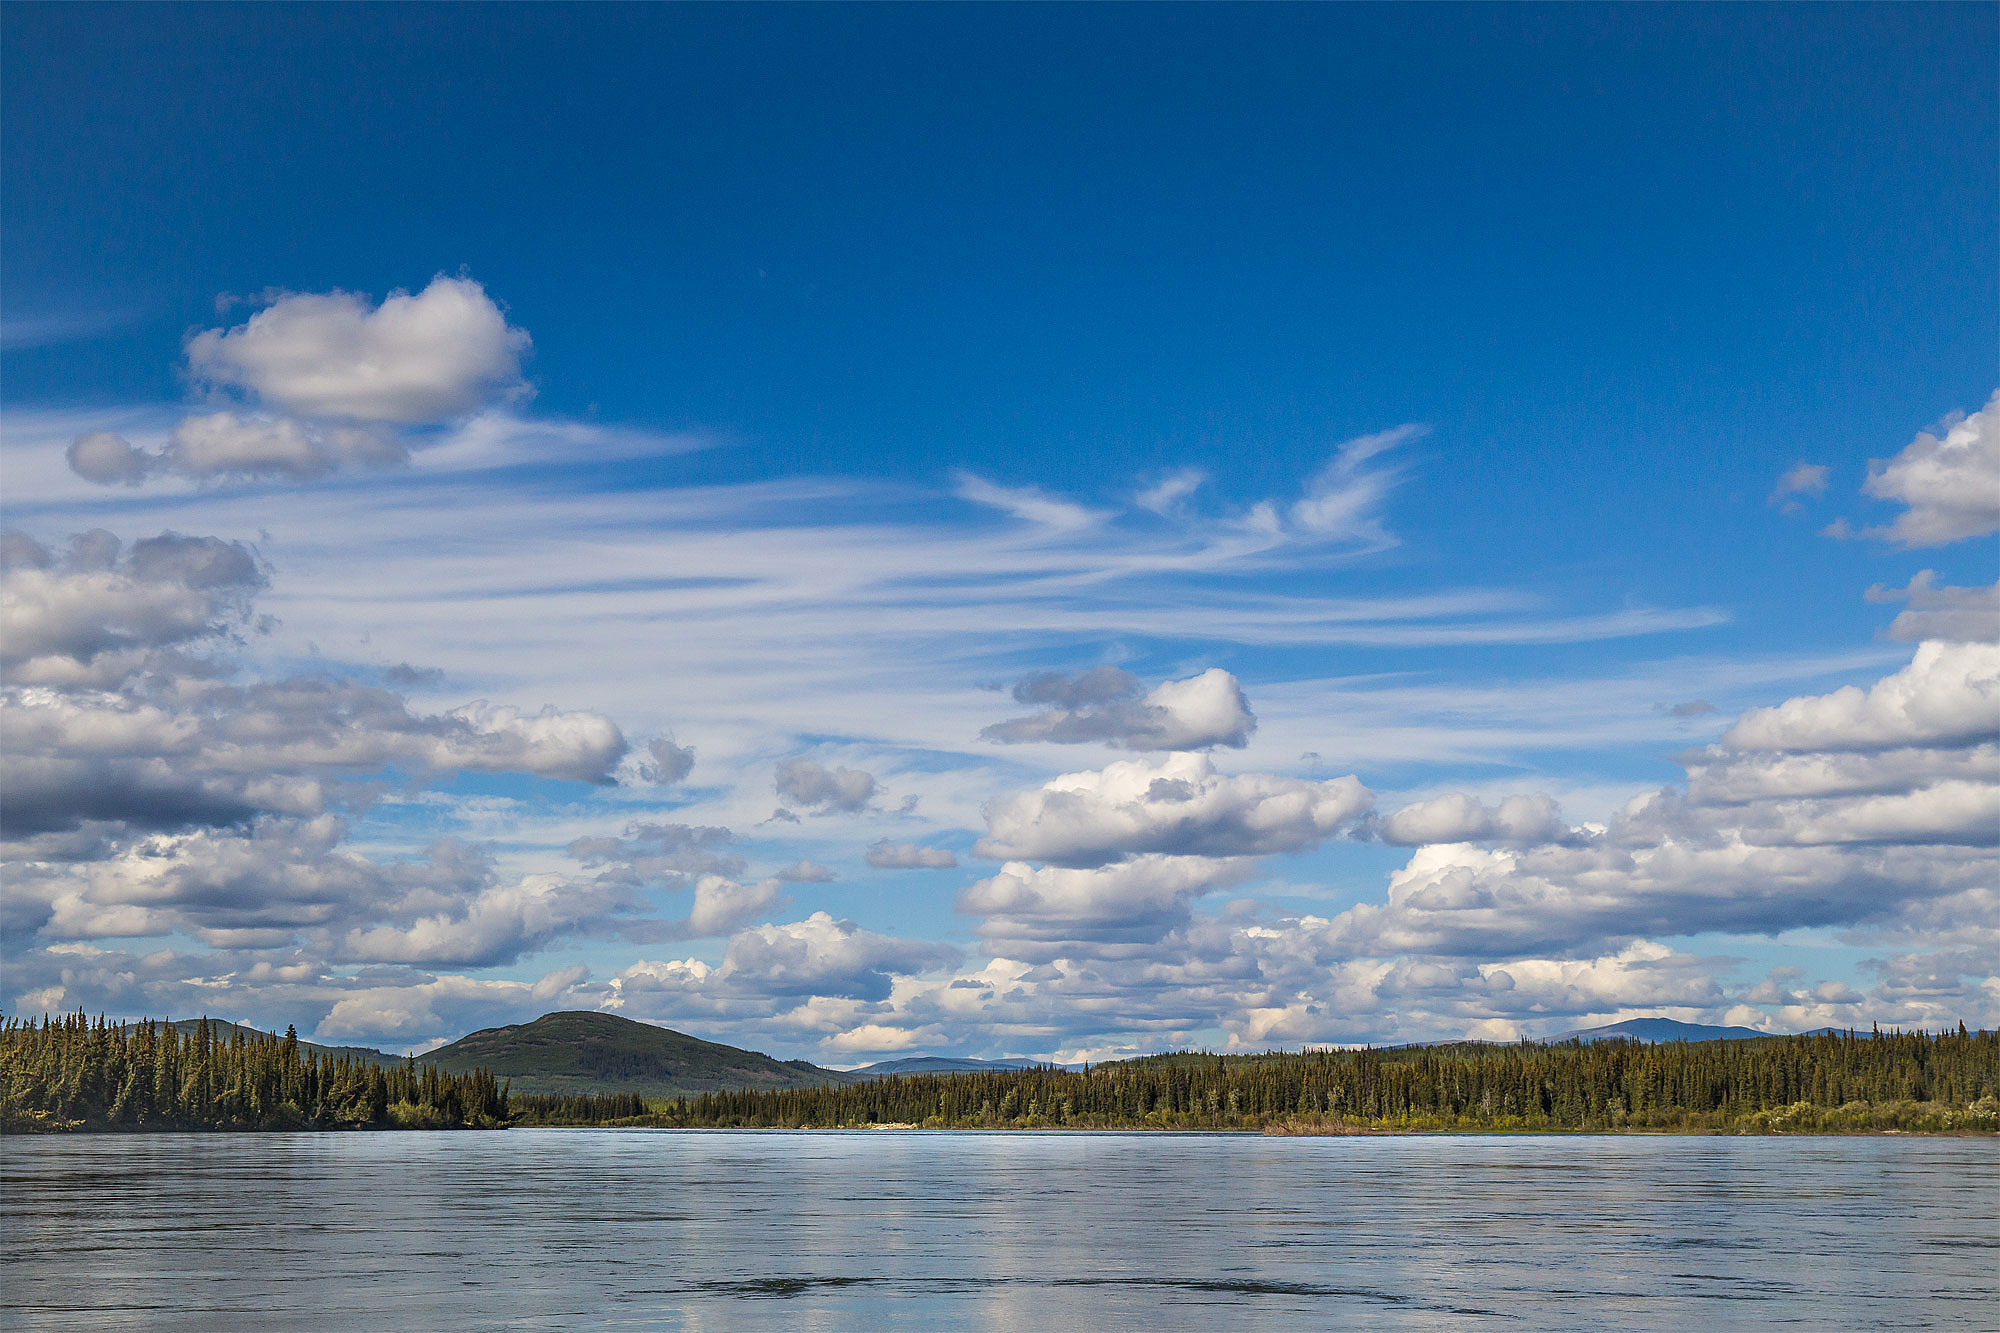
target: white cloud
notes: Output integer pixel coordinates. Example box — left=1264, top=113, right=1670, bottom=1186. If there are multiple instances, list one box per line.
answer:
left=441, top=702, right=628, bottom=784
left=1378, top=792, right=1570, bottom=846
left=1768, top=462, right=1829, bottom=509
left=1847, top=391, right=2000, bottom=546
left=160, top=412, right=405, bottom=481
left=866, top=841, right=958, bottom=869
left=952, top=472, right=1102, bottom=531
left=641, top=737, right=696, bottom=784
left=1684, top=742, right=1998, bottom=806
left=958, top=854, right=1253, bottom=951
left=774, top=757, right=877, bottom=813
left=314, top=967, right=596, bottom=1043
left=981, top=666, right=1256, bottom=750
left=1868, top=573, right=2000, bottom=644
left=1309, top=639, right=1999, bottom=964
left=1136, top=468, right=1207, bottom=515
left=1, top=530, right=263, bottom=688
left=186, top=276, right=531, bottom=424
left=1724, top=640, right=1999, bottom=753
left=686, top=874, right=781, bottom=937
left=3, top=681, right=629, bottom=841
left=720, top=913, right=955, bottom=1000
left=976, top=752, right=1372, bottom=867
left=609, top=912, right=958, bottom=1017
left=1288, top=424, right=1423, bottom=547
left=66, top=431, right=155, bottom=485
left=340, top=870, right=629, bottom=968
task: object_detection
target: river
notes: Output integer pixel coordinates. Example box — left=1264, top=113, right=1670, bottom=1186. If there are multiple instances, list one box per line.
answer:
left=4, top=1130, right=1994, bottom=1329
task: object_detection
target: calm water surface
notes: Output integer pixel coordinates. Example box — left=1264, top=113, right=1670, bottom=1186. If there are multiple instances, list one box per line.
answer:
left=3, top=1130, right=1995, bottom=1330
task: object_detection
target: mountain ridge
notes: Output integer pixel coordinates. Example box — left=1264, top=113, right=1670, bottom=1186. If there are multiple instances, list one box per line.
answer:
left=418, top=1010, right=867, bottom=1098
left=1548, top=1017, right=1774, bottom=1043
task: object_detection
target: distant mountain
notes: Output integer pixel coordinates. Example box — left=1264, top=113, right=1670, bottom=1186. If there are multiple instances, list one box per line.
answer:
left=1549, top=1018, right=1773, bottom=1043
left=850, top=1056, right=1053, bottom=1077
left=165, top=1019, right=403, bottom=1068
left=420, top=1010, right=866, bottom=1098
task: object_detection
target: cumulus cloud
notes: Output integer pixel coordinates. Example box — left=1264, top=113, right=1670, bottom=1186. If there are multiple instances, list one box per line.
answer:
left=724, top=913, right=957, bottom=1000
left=567, top=823, right=743, bottom=888
left=340, top=870, right=632, bottom=968
left=1842, top=392, right=1999, bottom=547
left=773, top=758, right=877, bottom=813
left=13, top=815, right=502, bottom=953
left=442, top=701, right=627, bottom=784
left=1683, top=742, right=1999, bottom=807
left=1, top=520, right=638, bottom=993
left=959, top=854, right=1254, bottom=951
left=878, top=636, right=1995, bottom=1055
left=3, top=680, right=629, bottom=840
left=1723, top=640, right=1999, bottom=753
left=1377, top=792, right=1571, bottom=846
left=1308, top=639, right=1999, bottom=965
left=866, top=841, right=959, bottom=870
left=186, top=276, right=531, bottom=424
left=69, top=414, right=409, bottom=487
left=65, top=431, right=155, bottom=485
left=611, top=912, right=958, bottom=1014
left=1867, top=573, right=2000, bottom=644
left=685, top=875, right=782, bottom=938
left=773, top=859, right=836, bottom=883
left=164, top=412, right=405, bottom=481
left=313, top=968, right=598, bottom=1044
left=1, top=530, right=264, bottom=687
left=976, top=752, right=1372, bottom=867
left=640, top=737, right=696, bottom=784
left=982, top=666, right=1257, bottom=751
left=1318, top=836, right=1984, bottom=962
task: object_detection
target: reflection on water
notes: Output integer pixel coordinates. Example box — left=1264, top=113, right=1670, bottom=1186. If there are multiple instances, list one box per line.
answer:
left=3, top=1131, right=1995, bottom=1329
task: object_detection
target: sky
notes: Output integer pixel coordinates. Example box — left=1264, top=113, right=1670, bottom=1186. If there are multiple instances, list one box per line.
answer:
left=2, top=4, right=1995, bottom=1062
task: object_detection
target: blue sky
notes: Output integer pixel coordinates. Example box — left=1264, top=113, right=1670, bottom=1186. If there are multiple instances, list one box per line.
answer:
left=3, top=5, right=1995, bottom=1060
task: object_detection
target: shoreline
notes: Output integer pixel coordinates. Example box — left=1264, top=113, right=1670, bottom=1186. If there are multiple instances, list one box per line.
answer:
left=11, top=1121, right=1995, bottom=1139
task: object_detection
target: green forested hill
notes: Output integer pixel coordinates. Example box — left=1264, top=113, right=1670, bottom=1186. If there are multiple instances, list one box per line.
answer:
left=420, top=1010, right=863, bottom=1097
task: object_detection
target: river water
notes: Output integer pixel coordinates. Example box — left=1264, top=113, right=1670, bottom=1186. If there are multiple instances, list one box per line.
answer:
left=3, top=1130, right=1994, bottom=1329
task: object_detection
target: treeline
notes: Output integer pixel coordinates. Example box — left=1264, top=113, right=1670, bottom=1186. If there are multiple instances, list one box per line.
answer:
left=643, top=1027, right=2000, bottom=1133
left=509, top=1091, right=651, bottom=1125
left=11, top=1014, right=1997, bottom=1135
left=1, top=1013, right=508, bottom=1132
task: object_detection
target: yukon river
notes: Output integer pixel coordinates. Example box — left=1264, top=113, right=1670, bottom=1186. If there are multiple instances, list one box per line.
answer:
left=3, top=1130, right=1994, bottom=1329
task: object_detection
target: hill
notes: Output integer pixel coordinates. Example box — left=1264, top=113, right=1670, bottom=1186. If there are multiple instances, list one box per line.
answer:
left=1549, top=1018, right=1773, bottom=1043
left=419, top=1010, right=865, bottom=1098
left=165, top=1019, right=403, bottom=1068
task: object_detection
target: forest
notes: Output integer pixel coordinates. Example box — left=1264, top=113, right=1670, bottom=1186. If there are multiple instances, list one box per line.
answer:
left=650, top=1026, right=2000, bottom=1134
left=1, top=1013, right=508, bottom=1132
left=7, top=1013, right=1996, bottom=1134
